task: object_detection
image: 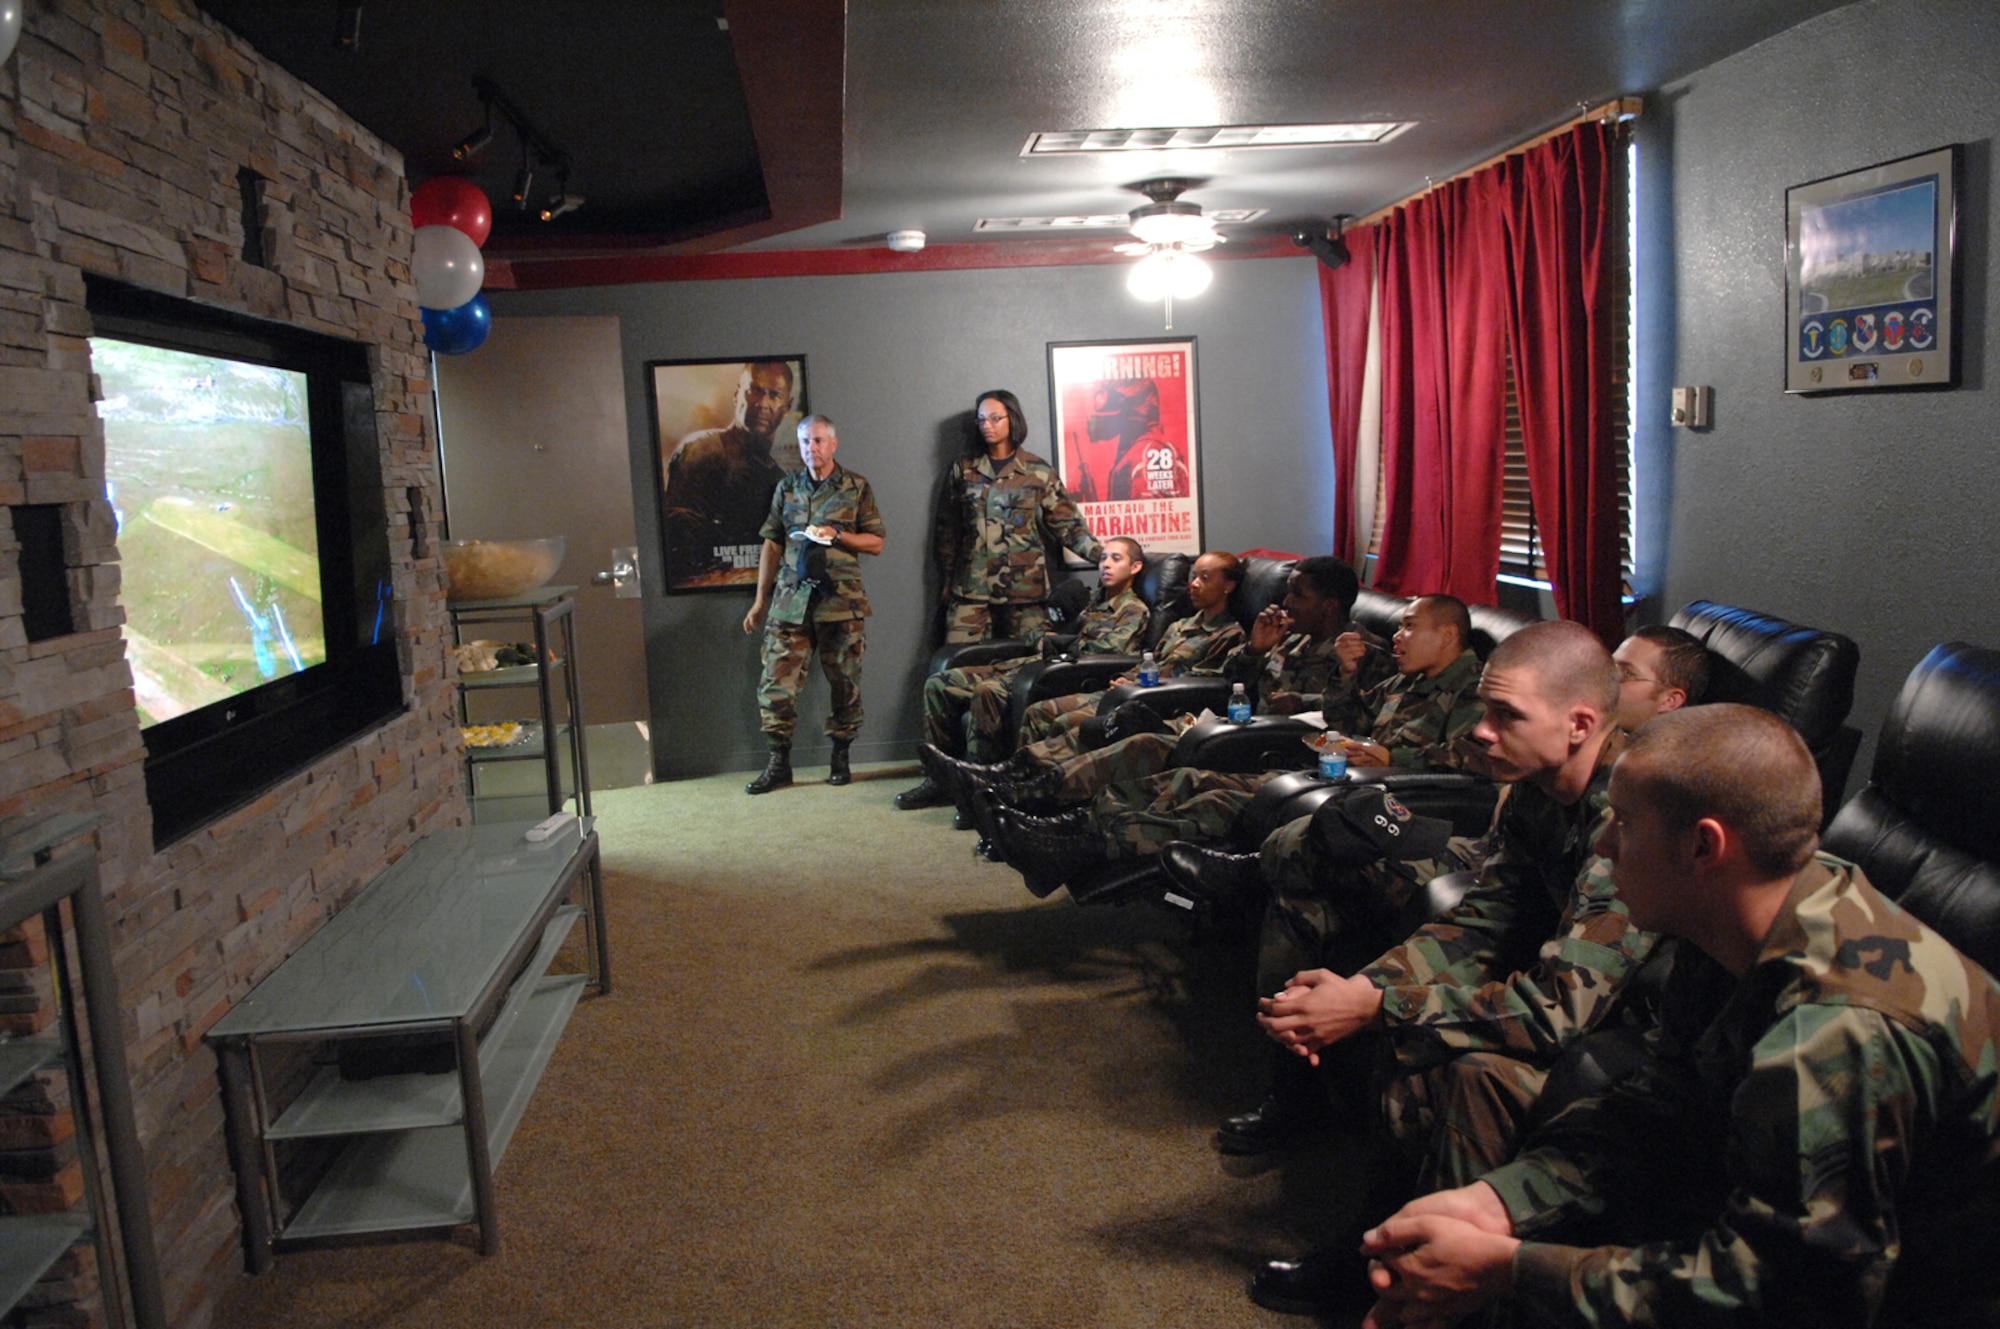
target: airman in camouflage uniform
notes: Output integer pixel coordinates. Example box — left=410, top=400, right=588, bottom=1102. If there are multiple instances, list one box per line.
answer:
left=742, top=415, right=885, bottom=794
left=1364, top=706, right=2000, bottom=1329
left=921, top=539, right=1147, bottom=761
left=1236, top=624, right=1646, bottom=1317
left=1088, top=606, right=1492, bottom=860
left=992, top=558, right=1383, bottom=807
left=1016, top=550, right=1247, bottom=758
left=934, top=389, right=1102, bottom=645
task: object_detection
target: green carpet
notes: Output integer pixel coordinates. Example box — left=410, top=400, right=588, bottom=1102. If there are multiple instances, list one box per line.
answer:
left=214, top=764, right=1368, bottom=1328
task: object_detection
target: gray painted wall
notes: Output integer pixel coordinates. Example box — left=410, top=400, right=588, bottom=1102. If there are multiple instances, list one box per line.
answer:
left=489, top=256, right=1336, bottom=777
left=1643, top=0, right=2000, bottom=799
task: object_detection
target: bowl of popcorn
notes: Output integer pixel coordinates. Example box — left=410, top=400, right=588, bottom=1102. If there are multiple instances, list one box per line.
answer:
left=442, top=537, right=567, bottom=601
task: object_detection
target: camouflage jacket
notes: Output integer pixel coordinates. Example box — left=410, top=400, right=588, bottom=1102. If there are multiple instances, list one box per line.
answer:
left=1493, top=855, right=2000, bottom=1328
left=935, top=448, right=1101, bottom=604
left=1059, top=585, right=1147, bottom=656
left=758, top=464, right=886, bottom=624
left=1332, top=647, right=1491, bottom=773
left=1155, top=606, right=1245, bottom=677
left=1221, top=622, right=1392, bottom=714
left=1363, top=727, right=1653, bottom=1071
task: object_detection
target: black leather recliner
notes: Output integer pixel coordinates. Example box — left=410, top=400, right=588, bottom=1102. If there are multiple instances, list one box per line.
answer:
left=1092, top=553, right=1297, bottom=725
left=991, top=551, right=1196, bottom=735
left=1668, top=599, right=1861, bottom=824
left=1821, top=641, right=2000, bottom=977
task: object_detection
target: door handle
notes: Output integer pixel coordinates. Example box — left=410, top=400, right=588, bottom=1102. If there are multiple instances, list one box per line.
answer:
left=593, top=546, right=642, bottom=598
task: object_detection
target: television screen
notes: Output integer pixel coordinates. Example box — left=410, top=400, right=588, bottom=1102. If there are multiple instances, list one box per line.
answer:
left=85, top=274, right=406, bottom=847
left=92, top=338, right=329, bottom=727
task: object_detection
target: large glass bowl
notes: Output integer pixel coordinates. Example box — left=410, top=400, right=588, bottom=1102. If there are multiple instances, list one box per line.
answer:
left=442, top=537, right=567, bottom=601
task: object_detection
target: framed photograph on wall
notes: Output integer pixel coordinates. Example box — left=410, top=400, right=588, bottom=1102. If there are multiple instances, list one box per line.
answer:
left=1046, top=337, right=1203, bottom=560
left=648, top=355, right=806, bottom=592
left=1785, top=144, right=1959, bottom=394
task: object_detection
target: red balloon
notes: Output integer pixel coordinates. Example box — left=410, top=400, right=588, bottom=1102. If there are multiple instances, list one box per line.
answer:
left=412, top=176, right=493, bottom=248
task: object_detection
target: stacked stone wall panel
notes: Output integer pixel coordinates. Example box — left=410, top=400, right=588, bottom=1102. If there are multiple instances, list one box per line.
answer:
left=0, top=2, right=466, bottom=1324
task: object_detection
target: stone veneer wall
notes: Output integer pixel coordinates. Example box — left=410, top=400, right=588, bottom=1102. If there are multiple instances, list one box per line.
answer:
left=0, top=2, right=464, bottom=1324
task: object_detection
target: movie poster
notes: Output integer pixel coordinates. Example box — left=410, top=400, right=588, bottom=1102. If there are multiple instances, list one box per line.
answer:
left=1046, top=338, right=1202, bottom=560
left=649, top=356, right=807, bottom=592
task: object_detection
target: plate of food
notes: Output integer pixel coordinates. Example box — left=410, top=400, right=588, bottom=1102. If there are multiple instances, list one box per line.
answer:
left=462, top=722, right=533, bottom=749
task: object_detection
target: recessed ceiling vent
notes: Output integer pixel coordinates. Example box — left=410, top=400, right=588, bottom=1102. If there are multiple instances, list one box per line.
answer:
left=1022, top=122, right=1416, bottom=155
left=975, top=208, right=1266, bottom=232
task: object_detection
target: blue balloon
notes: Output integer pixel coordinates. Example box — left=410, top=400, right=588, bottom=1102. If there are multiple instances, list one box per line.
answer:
left=421, top=293, right=492, bottom=355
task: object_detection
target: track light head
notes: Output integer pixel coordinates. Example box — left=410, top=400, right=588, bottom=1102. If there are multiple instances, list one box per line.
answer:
left=539, top=193, right=584, bottom=221
left=511, top=160, right=536, bottom=211
left=452, top=126, right=493, bottom=163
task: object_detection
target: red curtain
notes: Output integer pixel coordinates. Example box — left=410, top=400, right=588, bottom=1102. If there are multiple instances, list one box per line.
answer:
left=1319, top=226, right=1376, bottom=564
left=1500, top=120, right=1622, bottom=643
left=1371, top=173, right=1509, bottom=604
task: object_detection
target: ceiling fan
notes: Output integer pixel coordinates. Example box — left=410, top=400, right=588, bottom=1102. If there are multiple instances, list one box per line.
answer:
left=1112, top=178, right=1221, bottom=314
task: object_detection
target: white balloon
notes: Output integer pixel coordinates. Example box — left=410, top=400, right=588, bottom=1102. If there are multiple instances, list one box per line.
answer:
left=412, top=224, right=484, bottom=310
left=0, top=4, right=21, bottom=66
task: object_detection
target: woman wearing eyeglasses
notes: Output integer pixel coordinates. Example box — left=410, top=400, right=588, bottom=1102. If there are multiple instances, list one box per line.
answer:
left=931, top=388, right=1104, bottom=644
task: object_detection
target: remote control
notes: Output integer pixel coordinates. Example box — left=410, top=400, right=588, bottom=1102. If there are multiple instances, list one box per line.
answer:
left=525, top=812, right=575, bottom=842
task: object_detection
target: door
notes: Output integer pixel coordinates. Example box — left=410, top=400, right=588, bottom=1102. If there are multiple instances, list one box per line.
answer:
left=433, top=316, right=649, bottom=725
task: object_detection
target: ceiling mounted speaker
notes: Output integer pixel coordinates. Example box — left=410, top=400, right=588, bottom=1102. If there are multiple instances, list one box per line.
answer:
left=1292, top=217, right=1352, bottom=271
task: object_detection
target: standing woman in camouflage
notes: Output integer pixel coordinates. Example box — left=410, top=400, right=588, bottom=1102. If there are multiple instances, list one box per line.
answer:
left=933, top=389, right=1103, bottom=644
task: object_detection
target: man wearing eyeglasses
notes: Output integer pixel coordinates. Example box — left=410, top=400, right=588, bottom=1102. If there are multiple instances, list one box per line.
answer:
left=1611, top=625, right=1709, bottom=735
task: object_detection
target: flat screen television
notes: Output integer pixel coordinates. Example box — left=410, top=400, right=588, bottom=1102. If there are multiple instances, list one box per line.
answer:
left=86, top=277, right=406, bottom=847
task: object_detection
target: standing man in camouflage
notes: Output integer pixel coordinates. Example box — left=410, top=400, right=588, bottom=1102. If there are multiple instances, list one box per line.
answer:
left=1361, top=704, right=2000, bottom=1329
left=741, top=415, right=885, bottom=794
left=894, top=537, right=1148, bottom=811
left=933, top=388, right=1102, bottom=645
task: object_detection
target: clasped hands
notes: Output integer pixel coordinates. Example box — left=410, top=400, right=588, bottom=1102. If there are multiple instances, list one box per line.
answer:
left=1357, top=1183, right=1520, bottom=1329
left=1256, top=968, right=1384, bottom=1062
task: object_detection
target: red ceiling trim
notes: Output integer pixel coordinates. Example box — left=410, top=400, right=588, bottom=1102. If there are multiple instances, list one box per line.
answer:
left=490, top=234, right=1304, bottom=291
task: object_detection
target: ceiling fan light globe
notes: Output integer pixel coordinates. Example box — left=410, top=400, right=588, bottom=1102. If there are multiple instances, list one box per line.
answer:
left=1126, top=252, right=1173, bottom=300
left=1166, top=251, right=1213, bottom=298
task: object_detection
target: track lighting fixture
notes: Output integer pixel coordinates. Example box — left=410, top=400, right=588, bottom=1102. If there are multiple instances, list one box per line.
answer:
left=469, top=75, right=574, bottom=217
left=451, top=120, right=493, bottom=164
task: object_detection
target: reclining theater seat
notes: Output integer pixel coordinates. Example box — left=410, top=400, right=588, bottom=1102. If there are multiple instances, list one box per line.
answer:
left=1669, top=599, right=1861, bottom=824
left=989, top=551, right=1196, bottom=738
left=1821, top=642, right=2000, bottom=978
left=1091, top=553, right=1297, bottom=724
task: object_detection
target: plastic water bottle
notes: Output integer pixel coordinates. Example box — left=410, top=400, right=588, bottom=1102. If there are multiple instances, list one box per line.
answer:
left=1318, top=734, right=1350, bottom=780
left=1138, top=651, right=1159, bottom=687
left=1227, top=683, right=1252, bottom=724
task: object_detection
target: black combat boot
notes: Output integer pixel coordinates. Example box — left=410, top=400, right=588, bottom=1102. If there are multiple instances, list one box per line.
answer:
left=827, top=739, right=853, bottom=786
left=1215, top=1047, right=1335, bottom=1155
left=895, top=776, right=950, bottom=809
left=1159, top=842, right=1267, bottom=906
left=745, top=742, right=793, bottom=795
left=991, top=805, right=1108, bottom=898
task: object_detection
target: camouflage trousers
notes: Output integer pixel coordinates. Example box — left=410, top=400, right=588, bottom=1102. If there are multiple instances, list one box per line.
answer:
left=1255, top=812, right=1483, bottom=994
left=1090, top=766, right=1268, bottom=858
left=921, top=658, right=1027, bottom=760
left=1018, top=690, right=1102, bottom=747
left=943, top=597, right=1051, bottom=646
left=1046, top=730, right=1180, bottom=802
left=757, top=617, right=866, bottom=742
left=1383, top=1052, right=1549, bottom=1193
